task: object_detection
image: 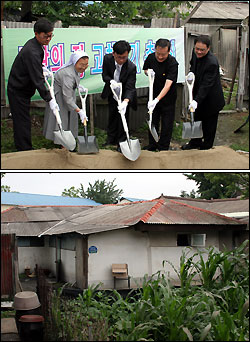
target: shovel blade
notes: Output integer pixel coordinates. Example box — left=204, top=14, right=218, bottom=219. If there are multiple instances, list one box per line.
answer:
left=119, top=139, right=141, bottom=161
left=182, top=121, right=203, bottom=139
left=54, top=130, right=76, bottom=151
left=149, top=122, right=159, bottom=142
left=191, top=121, right=203, bottom=138
left=77, top=136, right=99, bottom=154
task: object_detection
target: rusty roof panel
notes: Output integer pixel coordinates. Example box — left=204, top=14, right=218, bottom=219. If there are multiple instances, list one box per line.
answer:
left=2, top=199, right=246, bottom=237
left=41, top=199, right=245, bottom=236
left=1, top=208, right=29, bottom=223
left=1, top=206, right=89, bottom=223
left=42, top=201, right=156, bottom=235
left=145, top=200, right=244, bottom=225
left=1, top=222, right=56, bottom=236
left=157, top=196, right=249, bottom=214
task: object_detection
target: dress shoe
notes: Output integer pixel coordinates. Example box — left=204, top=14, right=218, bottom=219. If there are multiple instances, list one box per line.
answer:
left=200, top=146, right=212, bottom=150
left=143, top=145, right=158, bottom=151
left=181, top=143, right=200, bottom=150
left=116, top=145, right=122, bottom=153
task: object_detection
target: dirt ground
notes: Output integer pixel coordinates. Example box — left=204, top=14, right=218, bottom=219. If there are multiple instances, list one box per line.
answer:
left=1, top=145, right=249, bottom=170
left=1, top=111, right=249, bottom=170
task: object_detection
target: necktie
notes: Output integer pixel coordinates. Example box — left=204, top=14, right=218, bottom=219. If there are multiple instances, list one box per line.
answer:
left=114, top=64, right=121, bottom=82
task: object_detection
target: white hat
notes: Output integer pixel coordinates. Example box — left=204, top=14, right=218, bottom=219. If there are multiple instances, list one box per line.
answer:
left=56, top=50, right=89, bottom=73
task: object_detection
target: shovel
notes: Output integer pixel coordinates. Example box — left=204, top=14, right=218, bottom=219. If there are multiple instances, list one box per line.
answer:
left=76, top=87, right=99, bottom=154
left=147, top=69, right=159, bottom=142
left=43, top=71, right=76, bottom=151
left=110, top=82, right=141, bottom=161
left=182, top=72, right=203, bottom=139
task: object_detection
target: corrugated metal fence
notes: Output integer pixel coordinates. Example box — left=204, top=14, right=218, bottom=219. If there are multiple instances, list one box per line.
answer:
left=1, top=234, right=16, bottom=297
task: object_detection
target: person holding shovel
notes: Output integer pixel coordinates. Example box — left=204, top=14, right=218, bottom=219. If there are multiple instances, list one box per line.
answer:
left=143, top=38, right=179, bottom=151
left=101, top=40, right=137, bottom=152
left=43, top=51, right=89, bottom=144
left=7, top=18, right=58, bottom=151
left=181, top=35, right=225, bottom=150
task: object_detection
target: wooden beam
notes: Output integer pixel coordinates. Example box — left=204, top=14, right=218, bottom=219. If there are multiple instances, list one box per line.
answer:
left=237, top=19, right=248, bottom=110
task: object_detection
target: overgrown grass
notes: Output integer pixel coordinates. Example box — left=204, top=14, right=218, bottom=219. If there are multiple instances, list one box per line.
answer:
left=46, top=240, right=249, bottom=341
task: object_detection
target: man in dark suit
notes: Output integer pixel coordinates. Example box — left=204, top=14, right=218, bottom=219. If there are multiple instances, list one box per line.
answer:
left=7, top=18, right=59, bottom=151
left=182, top=35, right=225, bottom=150
left=101, top=40, right=137, bottom=150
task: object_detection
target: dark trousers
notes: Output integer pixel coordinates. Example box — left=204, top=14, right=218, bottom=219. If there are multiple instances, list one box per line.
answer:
left=189, top=110, right=219, bottom=149
left=149, top=102, right=175, bottom=150
left=7, top=88, right=32, bottom=151
left=107, top=96, right=129, bottom=144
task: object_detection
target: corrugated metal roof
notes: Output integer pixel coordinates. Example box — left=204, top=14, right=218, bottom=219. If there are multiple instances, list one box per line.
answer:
left=1, top=192, right=101, bottom=206
left=192, top=2, right=249, bottom=20
left=1, top=206, right=91, bottom=236
left=2, top=199, right=246, bottom=238
left=1, top=222, right=56, bottom=236
left=155, top=196, right=249, bottom=214
left=40, top=198, right=245, bottom=236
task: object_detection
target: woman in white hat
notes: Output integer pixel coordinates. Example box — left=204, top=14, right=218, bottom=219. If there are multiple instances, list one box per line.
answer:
left=43, top=50, right=89, bottom=144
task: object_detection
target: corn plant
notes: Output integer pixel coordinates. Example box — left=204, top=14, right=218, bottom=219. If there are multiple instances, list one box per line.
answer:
left=47, top=240, right=249, bottom=341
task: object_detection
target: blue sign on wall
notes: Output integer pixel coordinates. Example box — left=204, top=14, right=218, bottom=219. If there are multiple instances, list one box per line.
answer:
left=89, top=246, right=98, bottom=254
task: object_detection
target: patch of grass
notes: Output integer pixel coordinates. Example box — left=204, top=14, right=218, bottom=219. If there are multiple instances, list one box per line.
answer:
left=230, top=143, right=249, bottom=152
left=1, top=310, right=16, bottom=319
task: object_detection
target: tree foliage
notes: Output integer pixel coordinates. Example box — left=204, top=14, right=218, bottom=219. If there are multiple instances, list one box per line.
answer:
left=3, top=1, right=194, bottom=27
left=62, top=178, right=123, bottom=204
left=1, top=173, right=11, bottom=192
left=183, top=173, right=249, bottom=200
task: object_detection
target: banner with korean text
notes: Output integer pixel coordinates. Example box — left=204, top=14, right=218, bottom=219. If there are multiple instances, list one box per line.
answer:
left=3, top=27, right=185, bottom=101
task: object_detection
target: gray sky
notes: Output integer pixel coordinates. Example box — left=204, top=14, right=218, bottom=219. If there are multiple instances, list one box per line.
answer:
left=2, top=172, right=198, bottom=200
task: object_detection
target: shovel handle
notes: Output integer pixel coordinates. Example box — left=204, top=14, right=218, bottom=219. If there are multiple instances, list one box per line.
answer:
left=54, top=108, right=62, bottom=126
left=83, top=118, right=87, bottom=126
left=44, top=71, right=55, bottom=99
left=148, top=69, right=155, bottom=102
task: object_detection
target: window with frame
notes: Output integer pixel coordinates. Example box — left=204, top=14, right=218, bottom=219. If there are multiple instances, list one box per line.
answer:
left=177, top=233, right=206, bottom=247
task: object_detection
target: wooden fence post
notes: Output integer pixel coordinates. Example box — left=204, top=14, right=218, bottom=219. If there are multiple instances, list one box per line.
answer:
left=237, top=20, right=248, bottom=110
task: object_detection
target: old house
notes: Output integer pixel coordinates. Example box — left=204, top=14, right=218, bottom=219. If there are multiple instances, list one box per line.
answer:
left=36, top=197, right=247, bottom=289
left=2, top=196, right=248, bottom=291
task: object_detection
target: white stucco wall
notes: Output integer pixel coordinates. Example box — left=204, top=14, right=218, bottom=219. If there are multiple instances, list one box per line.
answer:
left=88, top=229, right=149, bottom=289
left=87, top=228, right=220, bottom=289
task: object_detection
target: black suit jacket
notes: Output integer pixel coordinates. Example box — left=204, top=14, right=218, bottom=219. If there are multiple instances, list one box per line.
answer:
left=190, top=50, right=225, bottom=115
left=7, top=37, right=51, bottom=102
left=101, top=53, right=137, bottom=110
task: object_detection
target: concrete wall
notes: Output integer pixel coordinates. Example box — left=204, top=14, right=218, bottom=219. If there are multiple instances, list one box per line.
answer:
left=87, top=229, right=148, bottom=289
left=87, top=228, right=220, bottom=289
left=18, top=237, right=55, bottom=275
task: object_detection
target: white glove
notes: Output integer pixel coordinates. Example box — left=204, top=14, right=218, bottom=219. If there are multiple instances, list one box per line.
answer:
left=78, top=85, right=88, bottom=93
left=189, top=100, right=198, bottom=112
left=148, top=98, right=159, bottom=112
left=187, top=72, right=194, bottom=82
left=49, top=98, right=59, bottom=111
left=118, top=100, right=128, bottom=115
left=148, top=69, right=155, bottom=77
left=110, top=79, right=119, bottom=89
left=78, top=109, right=88, bottom=123
left=42, top=66, right=52, bottom=78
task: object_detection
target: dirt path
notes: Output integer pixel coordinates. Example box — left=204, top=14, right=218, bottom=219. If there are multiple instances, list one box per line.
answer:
left=1, top=146, right=249, bottom=170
